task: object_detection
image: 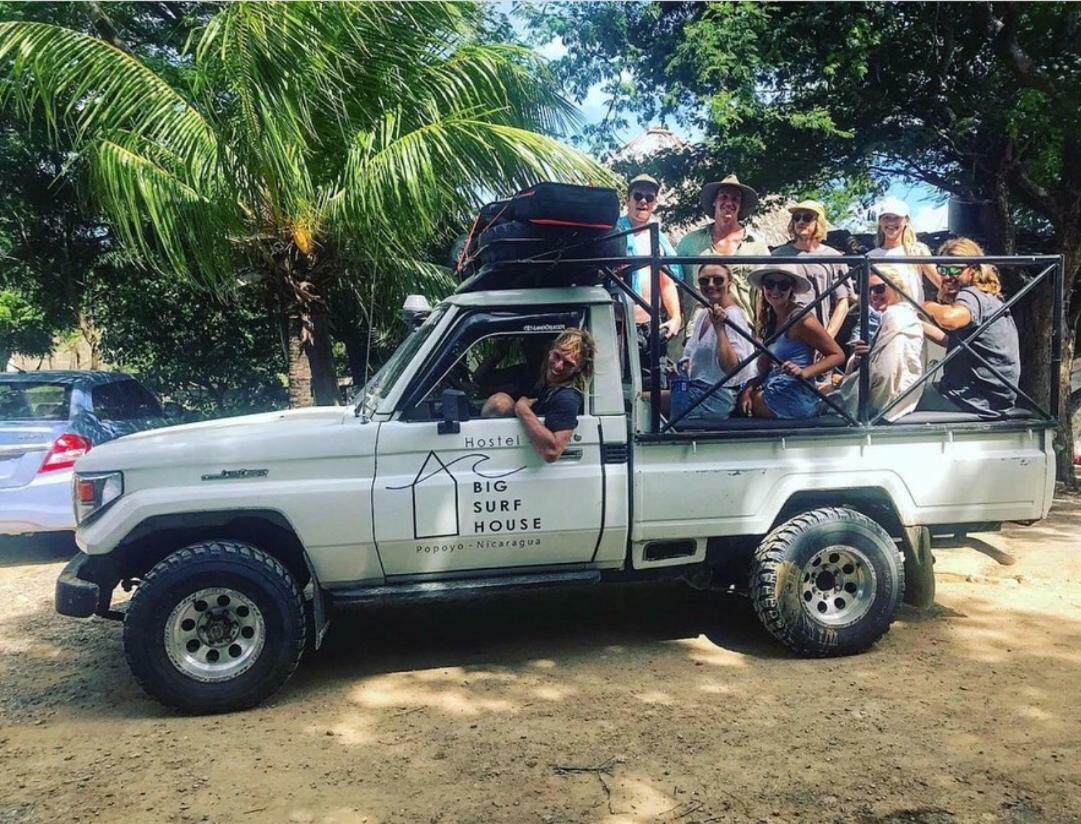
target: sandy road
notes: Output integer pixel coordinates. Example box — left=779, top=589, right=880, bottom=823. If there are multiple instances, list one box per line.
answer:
left=1, top=494, right=1080, bottom=824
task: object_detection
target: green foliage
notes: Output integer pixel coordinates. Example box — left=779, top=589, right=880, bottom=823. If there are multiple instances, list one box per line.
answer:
left=85, top=264, right=288, bottom=417
left=526, top=2, right=1081, bottom=241
left=0, top=288, right=51, bottom=362
left=0, top=1, right=615, bottom=405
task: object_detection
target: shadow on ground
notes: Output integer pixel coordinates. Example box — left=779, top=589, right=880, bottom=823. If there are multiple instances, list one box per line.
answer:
left=0, top=532, right=77, bottom=567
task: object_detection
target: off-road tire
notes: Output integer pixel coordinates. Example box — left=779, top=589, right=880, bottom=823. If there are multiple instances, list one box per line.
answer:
left=750, top=507, right=904, bottom=657
left=124, top=541, right=306, bottom=714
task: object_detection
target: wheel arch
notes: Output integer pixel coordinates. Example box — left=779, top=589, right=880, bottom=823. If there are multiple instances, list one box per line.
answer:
left=110, top=509, right=313, bottom=587
left=772, top=487, right=905, bottom=539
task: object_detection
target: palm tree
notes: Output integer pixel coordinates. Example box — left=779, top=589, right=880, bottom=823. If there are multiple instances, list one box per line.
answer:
left=0, top=2, right=611, bottom=405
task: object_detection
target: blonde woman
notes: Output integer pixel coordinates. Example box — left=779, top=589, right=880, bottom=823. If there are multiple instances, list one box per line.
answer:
left=481, top=329, right=596, bottom=462
left=920, top=238, right=1020, bottom=416
left=834, top=265, right=924, bottom=421
left=771, top=200, right=852, bottom=338
left=868, top=197, right=941, bottom=303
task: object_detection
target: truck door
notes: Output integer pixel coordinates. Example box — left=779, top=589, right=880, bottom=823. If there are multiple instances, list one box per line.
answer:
left=372, top=308, right=604, bottom=577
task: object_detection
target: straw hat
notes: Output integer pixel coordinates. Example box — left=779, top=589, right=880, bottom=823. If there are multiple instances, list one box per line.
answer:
left=747, top=263, right=813, bottom=295
left=787, top=199, right=827, bottom=222
left=698, top=174, right=759, bottom=220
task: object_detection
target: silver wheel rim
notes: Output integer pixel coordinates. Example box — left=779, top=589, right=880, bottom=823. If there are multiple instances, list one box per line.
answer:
left=799, top=545, right=877, bottom=628
left=164, top=587, right=266, bottom=682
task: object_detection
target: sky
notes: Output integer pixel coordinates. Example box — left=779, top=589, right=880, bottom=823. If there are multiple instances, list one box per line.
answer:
left=533, top=33, right=949, bottom=232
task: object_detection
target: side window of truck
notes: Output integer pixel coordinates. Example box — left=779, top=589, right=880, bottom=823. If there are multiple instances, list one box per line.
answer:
left=399, top=308, right=586, bottom=422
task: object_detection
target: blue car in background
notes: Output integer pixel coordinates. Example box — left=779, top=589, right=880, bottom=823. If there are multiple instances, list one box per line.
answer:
left=1, top=371, right=170, bottom=536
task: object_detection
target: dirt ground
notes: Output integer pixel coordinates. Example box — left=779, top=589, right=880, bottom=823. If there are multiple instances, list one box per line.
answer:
left=2, top=495, right=1080, bottom=824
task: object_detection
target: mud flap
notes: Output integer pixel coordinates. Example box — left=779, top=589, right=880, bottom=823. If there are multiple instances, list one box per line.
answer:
left=900, top=525, right=935, bottom=609
left=303, top=554, right=329, bottom=649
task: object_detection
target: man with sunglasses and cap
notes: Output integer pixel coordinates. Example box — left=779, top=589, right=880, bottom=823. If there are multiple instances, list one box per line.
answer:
left=771, top=200, right=852, bottom=340
left=675, top=173, right=770, bottom=325
left=616, top=174, right=683, bottom=342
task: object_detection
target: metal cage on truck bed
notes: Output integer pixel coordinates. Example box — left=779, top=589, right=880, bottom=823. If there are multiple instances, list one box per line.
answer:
left=462, top=220, right=1064, bottom=442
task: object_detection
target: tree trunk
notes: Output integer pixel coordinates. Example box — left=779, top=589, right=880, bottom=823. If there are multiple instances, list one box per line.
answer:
left=1055, top=241, right=1081, bottom=489
left=287, top=314, right=313, bottom=408
left=1056, top=334, right=1077, bottom=488
left=307, top=306, right=339, bottom=405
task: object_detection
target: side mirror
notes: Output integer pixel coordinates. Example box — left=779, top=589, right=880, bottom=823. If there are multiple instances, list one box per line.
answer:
left=162, top=402, right=185, bottom=421
left=438, top=389, right=470, bottom=434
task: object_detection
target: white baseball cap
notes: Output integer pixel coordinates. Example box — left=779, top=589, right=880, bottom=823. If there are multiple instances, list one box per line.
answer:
left=874, top=196, right=910, bottom=219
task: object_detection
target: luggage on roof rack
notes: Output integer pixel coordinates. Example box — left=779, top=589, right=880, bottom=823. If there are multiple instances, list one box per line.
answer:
left=511, top=182, right=619, bottom=230
left=454, top=183, right=621, bottom=281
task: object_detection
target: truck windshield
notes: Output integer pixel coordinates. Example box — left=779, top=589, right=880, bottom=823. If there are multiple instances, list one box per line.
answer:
left=354, top=306, right=445, bottom=417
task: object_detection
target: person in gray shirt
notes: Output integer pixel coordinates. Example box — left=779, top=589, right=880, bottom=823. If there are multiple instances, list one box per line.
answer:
left=920, top=238, right=1020, bottom=417
left=771, top=200, right=852, bottom=339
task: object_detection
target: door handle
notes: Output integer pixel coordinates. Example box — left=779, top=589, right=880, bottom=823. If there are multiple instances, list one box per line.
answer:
left=557, top=448, right=583, bottom=461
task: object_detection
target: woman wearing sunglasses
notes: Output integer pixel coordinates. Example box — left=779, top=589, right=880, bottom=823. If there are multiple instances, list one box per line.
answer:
left=919, top=237, right=1020, bottom=417
left=833, top=265, right=925, bottom=421
left=669, top=264, right=757, bottom=422
left=738, top=265, right=845, bottom=418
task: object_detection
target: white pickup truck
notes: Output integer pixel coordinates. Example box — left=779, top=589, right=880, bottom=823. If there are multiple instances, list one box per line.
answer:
left=55, top=265, right=1057, bottom=713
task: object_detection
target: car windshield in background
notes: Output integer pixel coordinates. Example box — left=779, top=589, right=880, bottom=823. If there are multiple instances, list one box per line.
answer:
left=0, top=381, right=71, bottom=421
left=355, top=306, right=445, bottom=416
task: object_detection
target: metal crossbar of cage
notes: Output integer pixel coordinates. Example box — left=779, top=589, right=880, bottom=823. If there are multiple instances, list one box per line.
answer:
left=490, top=221, right=1063, bottom=434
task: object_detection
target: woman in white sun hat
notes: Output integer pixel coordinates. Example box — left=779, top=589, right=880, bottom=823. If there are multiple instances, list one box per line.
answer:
left=867, top=196, right=941, bottom=304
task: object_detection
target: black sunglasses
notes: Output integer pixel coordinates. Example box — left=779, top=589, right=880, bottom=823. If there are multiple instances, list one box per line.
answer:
left=792, top=212, right=817, bottom=224
left=761, top=277, right=793, bottom=292
left=869, top=283, right=888, bottom=296
left=631, top=191, right=656, bottom=203
left=698, top=275, right=728, bottom=287
left=937, top=264, right=965, bottom=278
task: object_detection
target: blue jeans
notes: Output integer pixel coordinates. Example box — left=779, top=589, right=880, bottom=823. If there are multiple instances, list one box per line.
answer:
left=675, top=379, right=737, bottom=422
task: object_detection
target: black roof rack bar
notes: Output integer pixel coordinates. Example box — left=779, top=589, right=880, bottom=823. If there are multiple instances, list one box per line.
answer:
left=602, top=269, right=653, bottom=315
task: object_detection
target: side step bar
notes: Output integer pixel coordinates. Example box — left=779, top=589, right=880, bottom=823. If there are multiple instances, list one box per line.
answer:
left=329, top=569, right=602, bottom=607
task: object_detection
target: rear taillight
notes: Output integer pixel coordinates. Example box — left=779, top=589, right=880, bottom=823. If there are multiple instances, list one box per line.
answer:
left=38, top=433, right=93, bottom=473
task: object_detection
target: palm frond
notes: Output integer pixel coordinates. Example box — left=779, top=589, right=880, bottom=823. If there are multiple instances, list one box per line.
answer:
left=86, top=138, right=239, bottom=289
left=0, top=21, right=218, bottom=186
left=334, top=112, right=616, bottom=267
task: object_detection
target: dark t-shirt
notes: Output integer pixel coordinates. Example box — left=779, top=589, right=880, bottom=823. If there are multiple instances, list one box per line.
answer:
left=531, top=384, right=582, bottom=433
left=939, top=287, right=1020, bottom=416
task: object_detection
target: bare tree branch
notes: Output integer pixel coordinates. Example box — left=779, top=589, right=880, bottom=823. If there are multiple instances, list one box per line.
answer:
left=84, top=1, right=133, bottom=55
left=983, top=3, right=1055, bottom=97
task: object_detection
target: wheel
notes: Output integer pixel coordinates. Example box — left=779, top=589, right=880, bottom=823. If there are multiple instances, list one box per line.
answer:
left=123, top=541, right=306, bottom=714
left=750, top=507, right=905, bottom=657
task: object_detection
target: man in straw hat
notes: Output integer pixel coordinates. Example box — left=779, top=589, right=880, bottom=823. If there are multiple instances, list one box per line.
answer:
left=675, top=174, right=770, bottom=325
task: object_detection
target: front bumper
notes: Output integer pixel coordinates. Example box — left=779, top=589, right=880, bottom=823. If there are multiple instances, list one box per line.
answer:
left=55, top=552, right=112, bottom=618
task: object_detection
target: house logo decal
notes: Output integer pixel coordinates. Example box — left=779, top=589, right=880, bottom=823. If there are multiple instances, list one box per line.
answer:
left=387, top=451, right=526, bottom=539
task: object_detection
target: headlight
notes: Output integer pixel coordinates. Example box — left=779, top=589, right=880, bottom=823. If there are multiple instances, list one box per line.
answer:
left=73, top=472, right=124, bottom=526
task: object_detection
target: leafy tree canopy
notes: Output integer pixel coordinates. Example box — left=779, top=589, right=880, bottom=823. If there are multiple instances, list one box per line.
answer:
left=0, top=1, right=613, bottom=406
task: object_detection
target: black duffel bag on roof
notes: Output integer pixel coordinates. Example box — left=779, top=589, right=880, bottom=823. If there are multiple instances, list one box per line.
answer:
left=510, top=182, right=619, bottom=229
